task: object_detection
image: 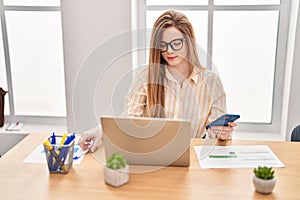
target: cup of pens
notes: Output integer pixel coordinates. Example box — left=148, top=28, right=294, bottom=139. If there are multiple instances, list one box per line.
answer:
left=43, top=133, right=75, bottom=174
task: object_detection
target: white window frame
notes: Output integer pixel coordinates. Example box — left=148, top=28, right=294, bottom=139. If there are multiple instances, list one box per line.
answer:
left=0, top=1, right=66, bottom=126
left=134, top=0, right=291, bottom=134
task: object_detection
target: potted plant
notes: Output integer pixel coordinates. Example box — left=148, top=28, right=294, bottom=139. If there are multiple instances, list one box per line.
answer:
left=253, top=166, right=276, bottom=194
left=104, top=153, right=129, bottom=187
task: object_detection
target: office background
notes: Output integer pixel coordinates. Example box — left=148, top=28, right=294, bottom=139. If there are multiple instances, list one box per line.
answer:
left=61, top=0, right=300, bottom=141
left=0, top=0, right=299, bottom=142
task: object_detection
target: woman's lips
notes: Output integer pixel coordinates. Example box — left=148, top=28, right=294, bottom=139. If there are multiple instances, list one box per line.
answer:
left=167, top=56, right=177, bottom=61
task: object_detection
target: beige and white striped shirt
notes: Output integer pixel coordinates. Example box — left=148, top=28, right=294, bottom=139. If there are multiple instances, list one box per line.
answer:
left=124, top=65, right=227, bottom=138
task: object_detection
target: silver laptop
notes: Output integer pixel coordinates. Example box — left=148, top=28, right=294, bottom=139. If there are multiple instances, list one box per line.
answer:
left=100, top=116, right=191, bottom=167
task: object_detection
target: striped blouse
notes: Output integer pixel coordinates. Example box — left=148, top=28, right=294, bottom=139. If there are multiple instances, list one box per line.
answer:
left=124, top=65, right=227, bottom=138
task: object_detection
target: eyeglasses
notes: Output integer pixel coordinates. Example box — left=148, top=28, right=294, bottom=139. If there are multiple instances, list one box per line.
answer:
left=159, top=38, right=185, bottom=52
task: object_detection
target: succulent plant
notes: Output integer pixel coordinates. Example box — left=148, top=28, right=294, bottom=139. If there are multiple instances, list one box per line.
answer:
left=253, top=166, right=275, bottom=180
left=106, top=153, right=127, bottom=170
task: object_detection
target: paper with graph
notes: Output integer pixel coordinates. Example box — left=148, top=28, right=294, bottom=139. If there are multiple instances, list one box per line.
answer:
left=194, top=145, right=285, bottom=169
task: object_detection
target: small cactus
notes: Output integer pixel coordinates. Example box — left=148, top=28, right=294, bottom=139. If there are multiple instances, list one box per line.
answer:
left=253, top=166, right=275, bottom=180
left=106, top=153, right=127, bottom=170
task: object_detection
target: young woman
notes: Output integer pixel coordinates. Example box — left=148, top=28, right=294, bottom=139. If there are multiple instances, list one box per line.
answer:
left=79, top=10, right=236, bottom=152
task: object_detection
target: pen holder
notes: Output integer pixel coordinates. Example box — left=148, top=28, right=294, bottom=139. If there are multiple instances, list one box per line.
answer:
left=43, top=136, right=75, bottom=174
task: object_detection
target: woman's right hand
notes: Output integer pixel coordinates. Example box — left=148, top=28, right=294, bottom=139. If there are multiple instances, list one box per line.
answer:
left=78, top=126, right=103, bottom=152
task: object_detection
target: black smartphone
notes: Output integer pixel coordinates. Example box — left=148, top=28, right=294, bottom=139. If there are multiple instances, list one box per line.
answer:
left=206, top=114, right=240, bottom=130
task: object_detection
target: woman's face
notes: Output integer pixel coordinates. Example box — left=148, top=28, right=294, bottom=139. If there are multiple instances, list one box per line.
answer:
left=160, top=26, right=188, bottom=67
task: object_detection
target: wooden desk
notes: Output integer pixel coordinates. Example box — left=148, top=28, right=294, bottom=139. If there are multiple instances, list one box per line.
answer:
left=0, top=133, right=299, bottom=200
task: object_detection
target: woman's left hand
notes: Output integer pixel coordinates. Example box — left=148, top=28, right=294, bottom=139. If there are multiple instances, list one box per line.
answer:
left=208, top=122, right=237, bottom=140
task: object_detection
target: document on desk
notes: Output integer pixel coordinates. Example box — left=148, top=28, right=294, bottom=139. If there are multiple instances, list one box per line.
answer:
left=194, top=145, right=285, bottom=169
left=23, top=138, right=87, bottom=165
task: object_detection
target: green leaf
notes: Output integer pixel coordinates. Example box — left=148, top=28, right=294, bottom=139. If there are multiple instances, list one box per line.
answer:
left=253, top=166, right=275, bottom=180
left=112, top=164, right=119, bottom=170
left=106, top=153, right=127, bottom=169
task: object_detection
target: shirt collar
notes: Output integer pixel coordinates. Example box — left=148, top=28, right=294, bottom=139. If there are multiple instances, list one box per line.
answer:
left=165, top=65, right=200, bottom=84
left=189, top=66, right=200, bottom=84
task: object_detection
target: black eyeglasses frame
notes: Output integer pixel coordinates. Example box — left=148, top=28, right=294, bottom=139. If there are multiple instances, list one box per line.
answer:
left=159, top=38, right=185, bottom=52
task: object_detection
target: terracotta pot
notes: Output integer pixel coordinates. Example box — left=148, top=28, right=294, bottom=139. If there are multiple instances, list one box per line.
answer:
left=253, top=175, right=276, bottom=194
left=104, top=165, right=129, bottom=187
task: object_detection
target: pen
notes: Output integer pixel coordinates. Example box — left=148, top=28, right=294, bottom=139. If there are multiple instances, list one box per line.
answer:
left=60, top=134, right=67, bottom=146
left=53, top=133, right=75, bottom=170
left=53, top=134, right=70, bottom=170
left=43, top=140, right=67, bottom=172
left=56, top=133, right=67, bottom=154
left=52, top=133, right=68, bottom=168
left=51, top=132, right=56, bottom=144
left=59, top=133, right=75, bottom=163
left=63, top=133, right=75, bottom=145
left=49, top=132, right=56, bottom=169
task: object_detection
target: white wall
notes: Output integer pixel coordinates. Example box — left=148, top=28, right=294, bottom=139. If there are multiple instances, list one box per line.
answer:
left=285, top=1, right=300, bottom=141
left=61, top=0, right=132, bottom=132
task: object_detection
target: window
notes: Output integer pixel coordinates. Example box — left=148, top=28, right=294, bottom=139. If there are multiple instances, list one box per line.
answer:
left=0, top=1, right=66, bottom=122
left=136, top=0, right=291, bottom=132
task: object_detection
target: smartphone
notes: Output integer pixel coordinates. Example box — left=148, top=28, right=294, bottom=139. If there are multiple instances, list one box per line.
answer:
left=206, top=114, right=240, bottom=130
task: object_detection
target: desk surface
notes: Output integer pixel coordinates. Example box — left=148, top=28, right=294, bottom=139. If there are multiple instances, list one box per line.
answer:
left=0, top=133, right=299, bottom=200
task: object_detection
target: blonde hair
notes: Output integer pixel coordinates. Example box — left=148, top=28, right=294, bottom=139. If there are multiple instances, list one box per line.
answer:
left=147, top=10, right=202, bottom=117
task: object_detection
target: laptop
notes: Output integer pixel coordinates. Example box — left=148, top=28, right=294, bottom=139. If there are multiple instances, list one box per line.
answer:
left=100, top=116, right=191, bottom=167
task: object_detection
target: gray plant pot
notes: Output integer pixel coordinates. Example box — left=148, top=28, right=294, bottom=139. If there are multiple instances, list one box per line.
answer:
left=253, top=175, right=276, bottom=194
